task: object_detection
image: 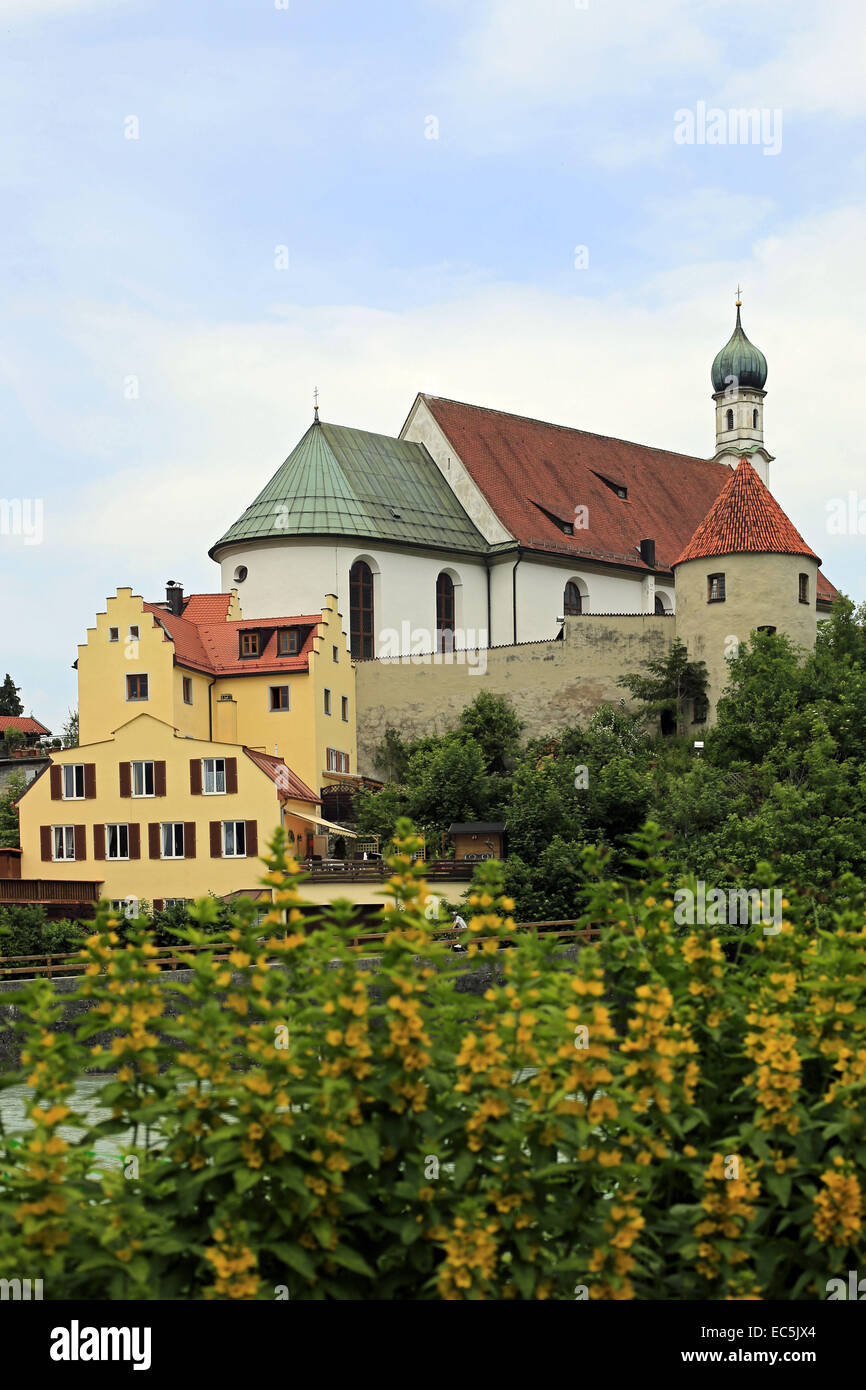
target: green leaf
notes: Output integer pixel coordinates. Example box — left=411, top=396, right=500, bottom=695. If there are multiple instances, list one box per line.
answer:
left=234, top=1167, right=262, bottom=1194
left=331, top=1245, right=376, bottom=1278
left=268, top=1242, right=317, bottom=1281
left=452, top=1151, right=475, bottom=1189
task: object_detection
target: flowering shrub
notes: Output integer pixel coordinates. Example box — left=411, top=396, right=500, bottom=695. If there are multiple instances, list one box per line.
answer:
left=0, top=820, right=863, bottom=1299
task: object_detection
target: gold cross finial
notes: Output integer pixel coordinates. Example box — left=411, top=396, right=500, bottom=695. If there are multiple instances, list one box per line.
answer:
left=736, top=284, right=742, bottom=307
left=313, top=386, right=319, bottom=420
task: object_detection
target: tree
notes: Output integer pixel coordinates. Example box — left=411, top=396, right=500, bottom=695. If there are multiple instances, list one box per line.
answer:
left=405, top=734, right=490, bottom=835
left=0, top=771, right=26, bottom=847
left=618, top=638, right=708, bottom=735
left=373, top=727, right=410, bottom=784
left=0, top=675, right=23, bottom=716
left=61, top=708, right=79, bottom=749
left=456, top=691, right=523, bottom=773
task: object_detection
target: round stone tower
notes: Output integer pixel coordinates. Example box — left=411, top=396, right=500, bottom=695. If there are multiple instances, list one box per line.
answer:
left=673, top=459, right=820, bottom=722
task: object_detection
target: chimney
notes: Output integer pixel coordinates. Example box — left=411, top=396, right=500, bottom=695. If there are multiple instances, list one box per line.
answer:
left=639, top=539, right=656, bottom=569
left=165, top=580, right=184, bottom=616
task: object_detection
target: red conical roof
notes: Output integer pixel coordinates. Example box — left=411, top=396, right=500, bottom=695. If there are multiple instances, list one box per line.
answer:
left=673, top=459, right=820, bottom=567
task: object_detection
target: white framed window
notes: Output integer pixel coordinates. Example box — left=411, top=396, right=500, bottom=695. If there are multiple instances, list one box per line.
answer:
left=109, top=627, right=119, bottom=642
left=131, top=760, right=155, bottom=797
left=202, top=757, right=226, bottom=794
left=106, top=824, right=130, bottom=860
left=222, top=821, right=247, bottom=857
left=182, top=675, right=193, bottom=704
left=161, top=822, right=185, bottom=859
left=341, top=696, right=349, bottom=722
left=62, top=764, right=85, bottom=799
left=53, top=826, right=75, bottom=861
left=326, top=748, right=350, bottom=774
left=163, top=898, right=187, bottom=908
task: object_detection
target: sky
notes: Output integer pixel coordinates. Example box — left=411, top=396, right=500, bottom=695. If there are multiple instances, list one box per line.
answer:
left=1, top=0, right=865, bottom=732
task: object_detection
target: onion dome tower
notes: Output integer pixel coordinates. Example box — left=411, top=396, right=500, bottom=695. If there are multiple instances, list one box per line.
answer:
left=711, top=292, right=773, bottom=485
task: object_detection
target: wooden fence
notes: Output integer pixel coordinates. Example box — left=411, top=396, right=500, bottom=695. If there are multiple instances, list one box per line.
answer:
left=0, top=920, right=599, bottom=980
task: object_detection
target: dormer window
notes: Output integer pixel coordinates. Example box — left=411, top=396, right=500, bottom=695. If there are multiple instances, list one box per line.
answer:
left=592, top=472, right=628, bottom=500
left=277, top=628, right=299, bottom=656
left=239, top=631, right=260, bottom=658
left=707, top=573, right=726, bottom=603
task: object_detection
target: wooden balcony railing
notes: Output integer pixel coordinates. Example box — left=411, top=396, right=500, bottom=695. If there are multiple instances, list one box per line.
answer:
left=0, top=880, right=102, bottom=904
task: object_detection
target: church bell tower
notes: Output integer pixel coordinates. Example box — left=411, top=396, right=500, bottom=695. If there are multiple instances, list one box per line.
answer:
left=711, top=294, right=773, bottom=486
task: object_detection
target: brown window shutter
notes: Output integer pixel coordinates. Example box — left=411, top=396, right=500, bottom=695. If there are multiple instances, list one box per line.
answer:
left=93, top=824, right=105, bottom=860
left=210, top=821, right=222, bottom=858
left=148, top=823, right=161, bottom=859
left=190, top=759, right=202, bottom=794
left=154, top=761, right=167, bottom=796
left=129, top=824, right=141, bottom=860
left=153, top=899, right=164, bottom=913
left=40, top=826, right=52, bottom=861
left=119, top=762, right=131, bottom=797
left=245, top=821, right=258, bottom=858
left=184, top=822, right=196, bottom=858
left=73, top=825, right=86, bottom=860
left=225, top=757, right=238, bottom=794
left=84, top=764, right=97, bottom=798
left=49, top=765, right=62, bottom=800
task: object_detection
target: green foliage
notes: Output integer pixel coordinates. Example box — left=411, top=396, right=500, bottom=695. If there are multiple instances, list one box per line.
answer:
left=0, top=674, right=23, bottom=716
left=455, top=691, right=523, bottom=773
left=618, top=637, right=708, bottom=734
left=61, top=709, right=79, bottom=750
left=1, top=822, right=863, bottom=1301
left=0, top=771, right=27, bottom=847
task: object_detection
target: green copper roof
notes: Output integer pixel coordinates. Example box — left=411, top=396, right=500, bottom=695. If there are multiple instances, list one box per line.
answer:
left=210, top=420, right=489, bottom=556
left=711, top=305, right=768, bottom=393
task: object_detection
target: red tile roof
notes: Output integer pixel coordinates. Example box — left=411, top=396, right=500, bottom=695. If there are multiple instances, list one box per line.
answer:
left=420, top=394, right=734, bottom=573
left=418, top=395, right=835, bottom=604
left=142, top=600, right=323, bottom=675
left=181, top=593, right=234, bottom=623
left=243, top=748, right=319, bottom=804
left=0, top=715, right=50, bottom=736
left=673, top=459, right=821, bottom=567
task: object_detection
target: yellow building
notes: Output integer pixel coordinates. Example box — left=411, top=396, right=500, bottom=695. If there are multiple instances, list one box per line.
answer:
left=76, top=584, right=356, bottom=794
left=17, top=584, right=359, bottom=904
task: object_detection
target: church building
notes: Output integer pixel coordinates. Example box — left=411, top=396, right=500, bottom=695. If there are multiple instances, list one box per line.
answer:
left=209, top=302, right=835, bottom=674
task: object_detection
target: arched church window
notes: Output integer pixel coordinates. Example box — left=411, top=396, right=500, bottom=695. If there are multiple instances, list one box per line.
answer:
left=436, top=573, right=455, bottom=652
left=726, top=409, right=734, bottom=431
left=564, top=581, right=583, bottom=616
left=753, top=408, right=759, bottom=429
left=349, top=560, right=374, bottom=659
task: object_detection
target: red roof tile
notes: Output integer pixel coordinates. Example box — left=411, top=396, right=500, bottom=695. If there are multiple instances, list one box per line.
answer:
left=673, top=459, right=821, bottom=567
left=420, top=394, right=735, bottom=573
left=0, top=715, right=50, bottom=736
left=181, top=593, right=234, bottom=623
left=142, top=599, right=323, bottom=676
left=243, top=748, right=319, bottom=804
